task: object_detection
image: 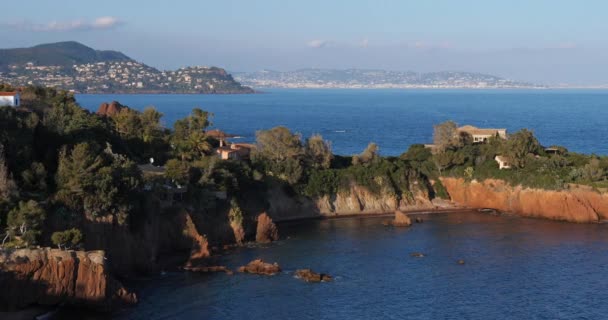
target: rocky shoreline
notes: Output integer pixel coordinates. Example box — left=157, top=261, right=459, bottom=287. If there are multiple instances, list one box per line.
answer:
left=3, top=177, right=608, bottom=315
left=441, top=177, right=608, bottom=223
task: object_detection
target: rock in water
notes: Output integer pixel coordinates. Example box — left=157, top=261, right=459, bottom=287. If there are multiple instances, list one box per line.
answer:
left=183, top=265, right=233, bottom=275
left=392, top=210, right=412, bottom=227
left=410, top=252, right=425, bottom=258
left=295, top=269, right=333, bottom=282
left=237, top=259, right=281, bottom=275
left=256, top=212, right=279, bottom=243
left=457, top=259, right=466, bottom=265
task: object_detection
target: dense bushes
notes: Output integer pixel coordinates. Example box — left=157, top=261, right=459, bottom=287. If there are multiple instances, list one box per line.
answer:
left=430, top=121, right=608, bottom=190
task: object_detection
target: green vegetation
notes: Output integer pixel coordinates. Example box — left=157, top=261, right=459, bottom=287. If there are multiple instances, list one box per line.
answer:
left=51, top=228, right=83, bottom=250
left=429, top=121, right=608, bottom=190
left=0, top=41, right=130, bottom=70
left=1, top=84, right=606, bottom=251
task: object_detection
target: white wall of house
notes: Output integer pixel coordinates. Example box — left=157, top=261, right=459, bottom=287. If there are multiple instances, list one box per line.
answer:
left=494, top=156, right=511, bottom=169
left=0, top=94, right=19, bottom=107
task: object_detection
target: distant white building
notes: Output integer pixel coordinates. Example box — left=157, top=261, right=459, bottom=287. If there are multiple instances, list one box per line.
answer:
left=0, top=92, right=20, bottom=107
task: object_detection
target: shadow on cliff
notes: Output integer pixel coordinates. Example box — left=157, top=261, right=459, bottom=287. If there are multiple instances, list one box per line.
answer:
left=0, top=266, right=51, bottom=311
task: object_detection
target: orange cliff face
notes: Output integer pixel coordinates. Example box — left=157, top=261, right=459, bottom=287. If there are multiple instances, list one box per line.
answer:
left=441, top=177, right=608, bottom=223
left=0, top=248, right=136, bottom=311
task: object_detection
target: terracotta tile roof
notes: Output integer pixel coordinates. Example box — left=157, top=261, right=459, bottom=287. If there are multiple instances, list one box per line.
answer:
left=0, top=92, right=18, bottom=96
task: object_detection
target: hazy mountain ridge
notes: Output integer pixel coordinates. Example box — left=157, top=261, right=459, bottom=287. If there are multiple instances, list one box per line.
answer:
left=0, top=41, right=131, bottom=70
left=235, top=68, right=542, bottom=89
left=0, top=42, right=253, bottom=94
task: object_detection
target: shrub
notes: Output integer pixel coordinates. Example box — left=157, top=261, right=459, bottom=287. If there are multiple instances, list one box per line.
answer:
left=51, top=228, right=83, bottom=250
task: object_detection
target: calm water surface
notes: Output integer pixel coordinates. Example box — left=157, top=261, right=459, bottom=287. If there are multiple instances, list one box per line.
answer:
left=76, top=89, right=608, bottom=156
left=58, top=212, right=608, bottom=320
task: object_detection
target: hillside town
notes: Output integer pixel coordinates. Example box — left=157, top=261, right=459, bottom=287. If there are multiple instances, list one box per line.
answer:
left=0, top=61, right=253, bottom=94
left=235, top=69, right=542, bottom=89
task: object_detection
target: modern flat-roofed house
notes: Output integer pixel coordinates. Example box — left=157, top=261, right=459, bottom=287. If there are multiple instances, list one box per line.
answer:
left=0, top=92, right=20, bottom=107
left=457, top=125, right=507, bottom=143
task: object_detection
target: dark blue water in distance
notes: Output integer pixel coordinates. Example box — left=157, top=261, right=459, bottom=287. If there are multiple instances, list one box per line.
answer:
left=65, top=90, right=608, bottom=319
left=76, top=89, right=608, bottom=156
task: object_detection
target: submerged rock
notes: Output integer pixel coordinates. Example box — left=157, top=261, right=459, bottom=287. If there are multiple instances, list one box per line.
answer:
left=237, top=259, right=281, bottom=275
left=392, top=210, right=412, bottom=227
left=256, top=213, right=279, bottom=243
left=183, top=265, right=233, bottom=275
left=294, top=269, right=333, bottom=282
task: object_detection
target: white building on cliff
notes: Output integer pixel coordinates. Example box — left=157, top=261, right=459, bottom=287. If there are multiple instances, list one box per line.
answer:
left=0, top=92, right=20, bottom=107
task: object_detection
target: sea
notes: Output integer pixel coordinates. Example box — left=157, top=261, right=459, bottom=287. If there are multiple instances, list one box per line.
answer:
left=56, top=212, right=608, bottom=320
left=76, top=89, right=608, bottom=156
left=56, top=89, right=608, bottom=319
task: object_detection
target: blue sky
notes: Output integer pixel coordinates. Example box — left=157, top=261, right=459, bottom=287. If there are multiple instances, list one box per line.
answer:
left=1, top=0, right=607, bottom=85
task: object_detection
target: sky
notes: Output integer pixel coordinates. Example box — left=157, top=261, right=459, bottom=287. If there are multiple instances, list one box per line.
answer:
left=0, top=0, right=607, bottom=85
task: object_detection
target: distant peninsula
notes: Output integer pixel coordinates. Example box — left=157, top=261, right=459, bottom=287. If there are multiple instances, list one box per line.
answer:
left=235, top=69, right=543, bottom=89
left=0, top=41, right=253, bottom=94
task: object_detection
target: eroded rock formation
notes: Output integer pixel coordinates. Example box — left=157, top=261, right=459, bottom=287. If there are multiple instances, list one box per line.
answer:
left=441, top=178, right=608, bottom=223
left=255, top=213, right=279, bottom=243
left=392, top=210, right=412, bottom=227
left=0, top=248, right=136, bottom=311
left=184, top=213, right=210, bottom=265
left=96, top=101, right=125, bottom=117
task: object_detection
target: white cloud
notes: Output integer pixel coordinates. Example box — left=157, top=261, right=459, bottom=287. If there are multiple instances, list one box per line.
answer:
left=5, top=16, right=124, bottom=32
left=307, top=39, right=334, bottom=48
left=91, top=16, right=122, bottom=29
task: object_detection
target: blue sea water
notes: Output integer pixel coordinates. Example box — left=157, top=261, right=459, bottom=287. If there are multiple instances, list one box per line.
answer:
left=56, top=212, right=608, bottom=320
left=76, top=89, right=608, bottom=156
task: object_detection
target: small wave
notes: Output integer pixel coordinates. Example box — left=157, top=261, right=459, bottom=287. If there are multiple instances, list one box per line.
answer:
left=334, top=130, right=347, bottom=133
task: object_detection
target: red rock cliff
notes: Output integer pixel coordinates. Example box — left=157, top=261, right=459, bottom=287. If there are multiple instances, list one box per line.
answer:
left=441, top=178, right=608, bottom=223
left=96, top=101, right=125, bottom=117
left=0, top=248, right=136, bottom=311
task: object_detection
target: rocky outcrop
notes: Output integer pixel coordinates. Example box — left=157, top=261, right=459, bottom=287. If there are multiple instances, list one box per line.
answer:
left=441, top=178, right=608, bottom=223
left=96, top=101, right=125, bottom=117
left=391, top=210, right=412, bottom=227
left=237, top=259, right=281, bottom=275
left=294, top=269, right=332, bottom=282
left=266, top=182, right=437, bottom=222
left=255, top=213, right=279, bottom=243
left=0, top=248, right=136, bottom=311
left=184, top=213, right=210, bottom=265
left=230, top=221, right=245, bottom=246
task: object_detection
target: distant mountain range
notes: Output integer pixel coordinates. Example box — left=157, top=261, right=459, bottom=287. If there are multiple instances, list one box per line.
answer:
left=0, top=42, right=253, bottom=94
left=234, top=69, right=542, bottom=89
